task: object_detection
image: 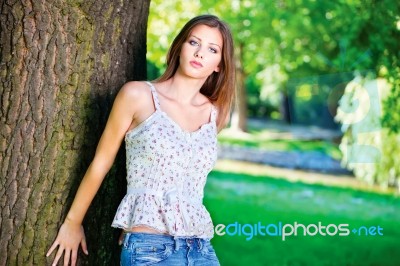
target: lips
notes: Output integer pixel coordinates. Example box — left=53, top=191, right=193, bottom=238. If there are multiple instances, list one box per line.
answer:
left=190, top=60, right=203, bottom=68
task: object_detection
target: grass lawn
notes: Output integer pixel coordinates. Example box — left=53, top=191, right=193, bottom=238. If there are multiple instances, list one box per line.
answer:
left=204, top=169, right=400, bottom=266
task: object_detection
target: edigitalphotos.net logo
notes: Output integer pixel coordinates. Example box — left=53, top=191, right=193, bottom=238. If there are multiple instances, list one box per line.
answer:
left=215, top=222, right=383, bottom=241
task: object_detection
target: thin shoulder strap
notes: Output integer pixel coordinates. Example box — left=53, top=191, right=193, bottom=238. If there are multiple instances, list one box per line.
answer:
left=145, top=81, right=161, bottom=110
left=210, top=105, right=218, bottom=122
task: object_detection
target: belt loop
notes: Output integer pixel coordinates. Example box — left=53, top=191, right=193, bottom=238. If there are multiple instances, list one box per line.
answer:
left=197, top=238, right=202, bottom=250
left=173, top=236, right=179, bottom=251
left=122, top=232, right=131, bottom=247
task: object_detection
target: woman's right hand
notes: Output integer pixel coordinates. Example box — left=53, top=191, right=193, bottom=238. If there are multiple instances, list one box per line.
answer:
left=46, top=219, right=89, bottom=266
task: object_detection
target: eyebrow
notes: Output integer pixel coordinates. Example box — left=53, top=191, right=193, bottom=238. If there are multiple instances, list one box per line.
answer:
left=190, top=35, right=222, bottom=50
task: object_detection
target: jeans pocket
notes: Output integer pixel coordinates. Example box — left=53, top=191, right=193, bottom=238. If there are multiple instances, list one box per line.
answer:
left=133, top=242, right=173, bottom=265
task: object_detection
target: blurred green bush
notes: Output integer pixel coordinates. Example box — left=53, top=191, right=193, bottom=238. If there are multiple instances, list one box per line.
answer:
left=335, top=75, right=399, bottom=191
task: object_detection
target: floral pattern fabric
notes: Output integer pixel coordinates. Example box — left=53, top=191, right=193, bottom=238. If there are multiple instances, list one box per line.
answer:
left=111, top=82, right=218, bottom=238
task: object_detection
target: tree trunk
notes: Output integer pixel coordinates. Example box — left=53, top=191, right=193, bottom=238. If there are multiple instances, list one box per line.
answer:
left=281, top=91, right=293, bottom=124
left=230, top=42, right=247, bottom=131
left=0, top=0, right=150, bottom=265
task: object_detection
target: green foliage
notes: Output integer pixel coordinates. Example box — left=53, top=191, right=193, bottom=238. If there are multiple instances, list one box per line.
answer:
left=146, top=60, right=161, bottom=81
left=335, top=76, right=400, bottom=189
left=382, top=70, right=400, bottom=133
left=365, top=0, right=400, bottom=133
left=148, top=0, right=399, bottom=120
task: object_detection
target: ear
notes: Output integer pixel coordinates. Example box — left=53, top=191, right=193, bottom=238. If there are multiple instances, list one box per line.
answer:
left=214, top=65, right=220, bottom=72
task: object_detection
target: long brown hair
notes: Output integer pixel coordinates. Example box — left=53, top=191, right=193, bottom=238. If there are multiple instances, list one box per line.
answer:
left=156, top=14, right=235, bottom=131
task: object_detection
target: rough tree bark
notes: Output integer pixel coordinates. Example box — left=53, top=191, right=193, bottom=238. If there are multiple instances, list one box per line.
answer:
left=0, top=0, right=150, bottom=265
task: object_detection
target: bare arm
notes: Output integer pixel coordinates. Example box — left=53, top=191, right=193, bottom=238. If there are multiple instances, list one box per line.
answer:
left=46, top=82, right=146, bottom=266
left=65, top=84, right=137, bottom=225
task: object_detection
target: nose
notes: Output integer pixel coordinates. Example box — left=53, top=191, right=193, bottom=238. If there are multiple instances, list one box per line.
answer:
left=194, top=48, right=203, bottom=59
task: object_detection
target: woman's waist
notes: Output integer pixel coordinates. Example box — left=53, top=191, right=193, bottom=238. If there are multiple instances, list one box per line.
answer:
left=124, top=229, right=210, bottom=245
left=124, top=225, right=169, bottom=235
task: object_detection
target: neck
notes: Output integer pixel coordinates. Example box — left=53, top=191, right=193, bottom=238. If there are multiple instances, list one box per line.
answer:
left=164, top=75, right=207, bottom=105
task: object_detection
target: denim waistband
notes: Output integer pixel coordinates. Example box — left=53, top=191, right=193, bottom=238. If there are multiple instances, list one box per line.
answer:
left=123, top=232, right=210, bottom=251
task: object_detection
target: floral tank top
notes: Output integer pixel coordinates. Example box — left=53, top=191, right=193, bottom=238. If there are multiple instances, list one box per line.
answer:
left=111, top=82, right=218, bottom=238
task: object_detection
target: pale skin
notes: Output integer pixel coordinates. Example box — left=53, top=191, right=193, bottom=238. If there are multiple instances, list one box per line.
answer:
left=47, top=24, right=224, bottom=266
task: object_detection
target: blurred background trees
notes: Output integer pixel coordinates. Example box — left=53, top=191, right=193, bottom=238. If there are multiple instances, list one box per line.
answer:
left=147, top=0, right=400, bottom=190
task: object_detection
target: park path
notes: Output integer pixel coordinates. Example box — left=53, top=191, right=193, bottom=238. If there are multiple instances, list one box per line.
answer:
left=215, top=120, right=396, bottom=196
left=217, top=145, right=350, bottom=175
left=218, top=119, right=350, bottom=174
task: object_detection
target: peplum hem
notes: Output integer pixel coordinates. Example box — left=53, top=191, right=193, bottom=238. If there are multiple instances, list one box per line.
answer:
left=111, top=189, right=214, bottom=239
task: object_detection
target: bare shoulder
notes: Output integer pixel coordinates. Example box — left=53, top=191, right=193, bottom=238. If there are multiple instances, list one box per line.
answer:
left=113, top=81, right=154, bottom=118
left=118, top=81, right=152, bottom=101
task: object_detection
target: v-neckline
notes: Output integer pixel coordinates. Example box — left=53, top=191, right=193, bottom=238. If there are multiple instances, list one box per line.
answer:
left=158, top=109, right=214, bottom=135
left=148, top=82, right=215, bottom=135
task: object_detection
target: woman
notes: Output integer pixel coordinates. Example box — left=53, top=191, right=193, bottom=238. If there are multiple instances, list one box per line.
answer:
left=47, top=14, right=235, bottom=265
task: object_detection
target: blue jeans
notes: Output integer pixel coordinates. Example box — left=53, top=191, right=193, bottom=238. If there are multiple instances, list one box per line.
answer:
left=121, top=232, right=220, bottom=266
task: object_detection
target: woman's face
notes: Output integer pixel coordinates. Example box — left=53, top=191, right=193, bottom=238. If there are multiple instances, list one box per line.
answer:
left=178, top=24, right=223, bottom=80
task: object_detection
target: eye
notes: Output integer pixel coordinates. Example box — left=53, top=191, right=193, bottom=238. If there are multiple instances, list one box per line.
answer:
left=189, top=40, right=199, bottom=46
left=209, top=47, right=218, bottom=54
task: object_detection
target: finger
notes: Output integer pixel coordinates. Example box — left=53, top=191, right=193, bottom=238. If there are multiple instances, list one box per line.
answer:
left=52, top=245, right=64, bottom=266
left=81, top=236, right=88, bottom=255
left=64, top=248, right=71, bottom=266
left=46, top=240, right=59, bottom=257
left=118, top=231, right=124, bottom=245
left=71, top=249, right=78, bottom=266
